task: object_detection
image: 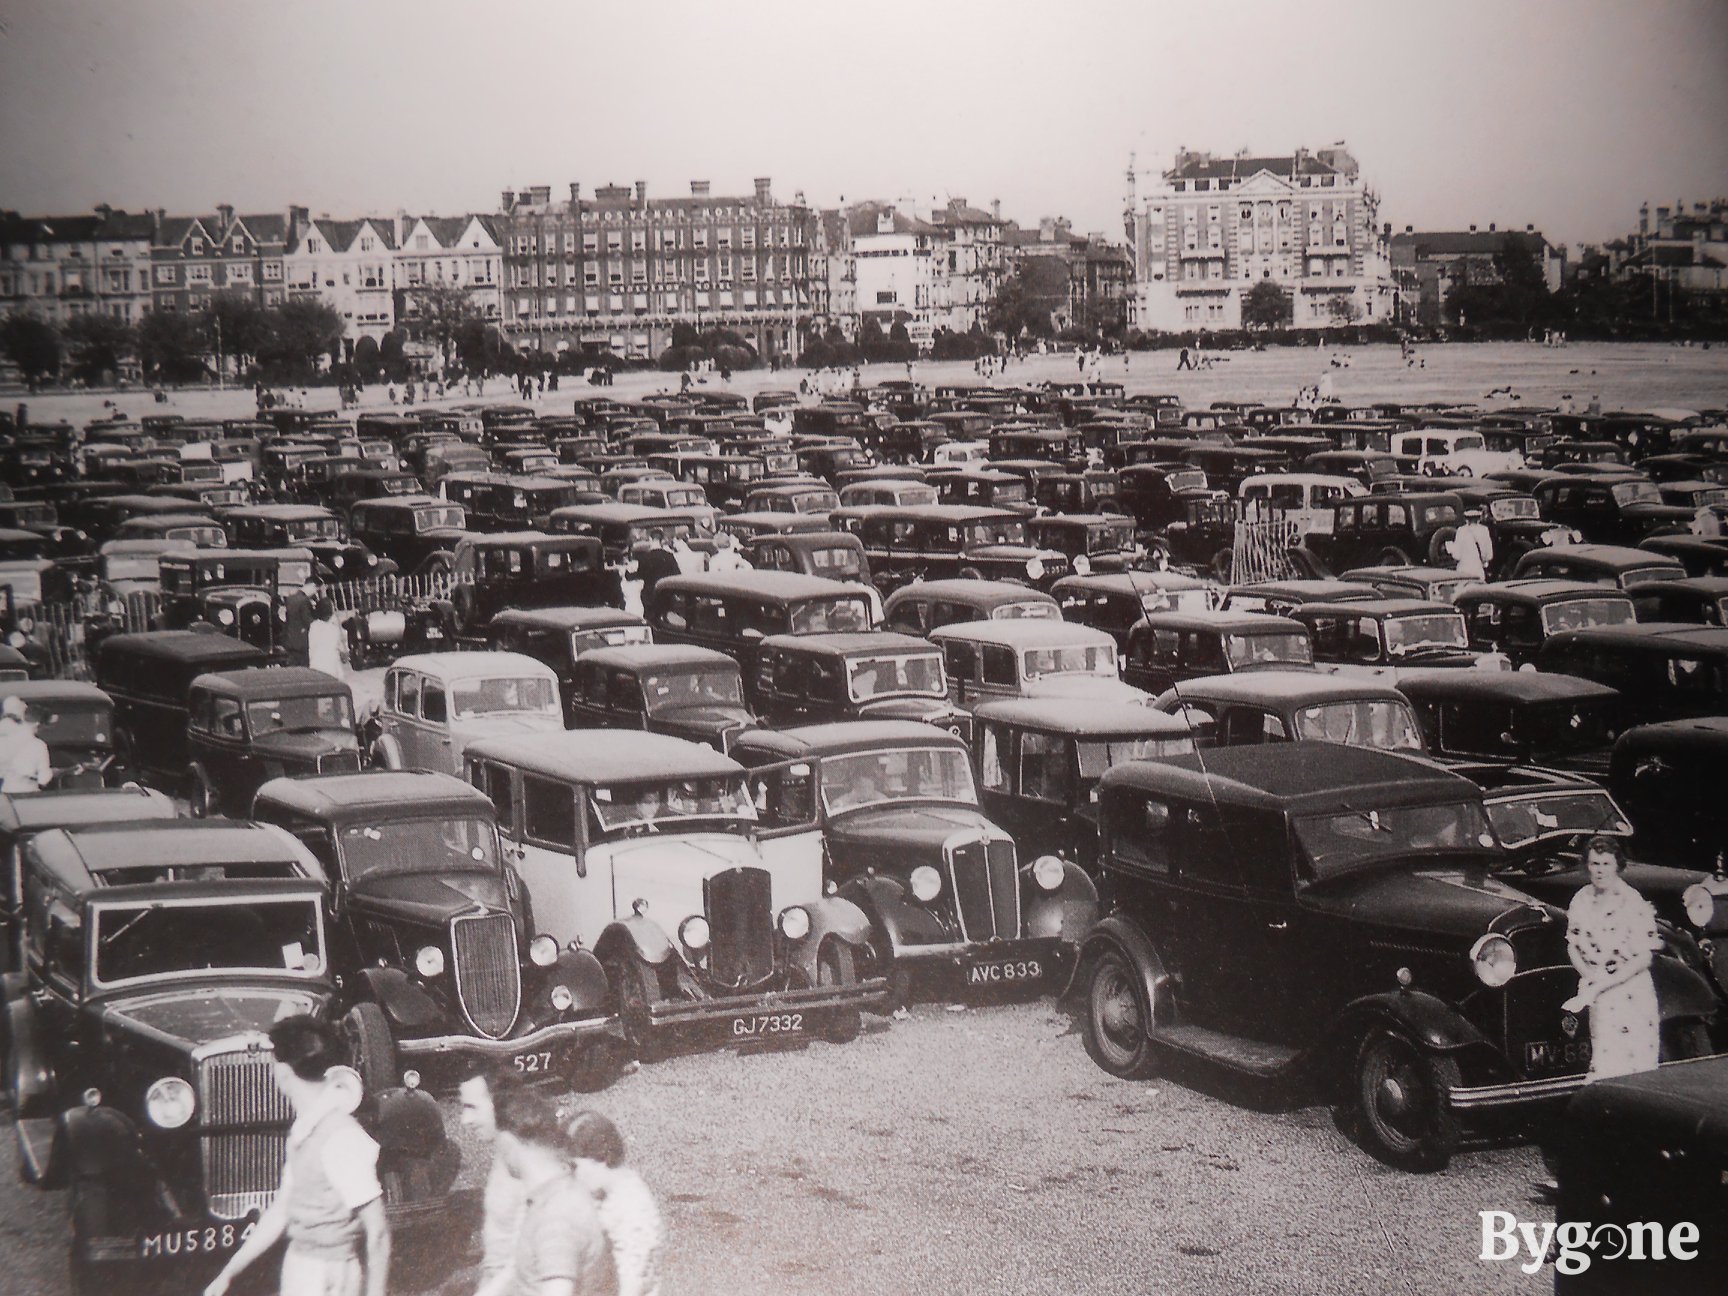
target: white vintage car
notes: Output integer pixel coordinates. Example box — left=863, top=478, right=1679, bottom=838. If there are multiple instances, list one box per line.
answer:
left=1391, top=428, right=1524, bottom=477
left=370, top=651, right=564, bottom=775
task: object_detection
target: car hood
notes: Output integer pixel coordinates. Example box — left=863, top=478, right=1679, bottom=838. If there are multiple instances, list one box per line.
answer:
left=1021, top=676, right=1150, bottom=703
left=349, top=870, right=510, bottom=925
left=452, top=713, right=566, bottom=742
left=252, top=729, right=359, bottom=761
left=827, top=803, right=999, bottom=856
left=101, top=986, right=328, bottom=1053
left=650, top=705, right=758, bottom=737
left=1307, top=856, right=1563, bottom=945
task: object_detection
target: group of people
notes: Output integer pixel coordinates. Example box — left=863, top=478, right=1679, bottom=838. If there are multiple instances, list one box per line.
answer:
left=203, top=1015, right=662, bottom=1296
left=282, top=575, right=351, bottom=680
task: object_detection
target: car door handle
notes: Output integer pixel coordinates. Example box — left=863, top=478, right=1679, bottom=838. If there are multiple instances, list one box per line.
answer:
left=1267, top=920, right=1289, bottom=931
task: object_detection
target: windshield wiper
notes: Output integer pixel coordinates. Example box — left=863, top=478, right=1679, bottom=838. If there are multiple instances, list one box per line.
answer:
left=99, top=907, right=156, bottom=947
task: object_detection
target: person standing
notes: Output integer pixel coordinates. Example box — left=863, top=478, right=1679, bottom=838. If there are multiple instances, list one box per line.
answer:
left=0, top=696, right=54, bottom=794
left=1691, top=504, right=1723, bottom=538
left=635, top=537, right=680, bottom=608
left=1450, top=506, right=1494, bottom=581
left=459, top=1071, right=526, bottom=1296
left=1176, top=347, right=1193, bottom=371
left=1565, top=835, right=1664, bottom=1081
left=307, top=598, right=348, bottom=682
left=706, top=532, right=750, bottom=573
left=566, top=1112, right=663, bottom=1296
left=203, top=1016, right=389, bottom=1296
left=282, top=576, right=319, bottom=667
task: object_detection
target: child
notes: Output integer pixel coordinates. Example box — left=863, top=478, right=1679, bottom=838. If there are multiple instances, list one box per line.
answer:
left=567, top=1112, right=663, bottom=1296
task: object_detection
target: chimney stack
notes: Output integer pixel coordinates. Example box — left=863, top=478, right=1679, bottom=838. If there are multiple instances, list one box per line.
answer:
left=1405, top=224, right=1413, bottom=233
left=992, top=198, right=1001, bottom=221
left=527, top=185, right=551, bottom=206
left=1526, top=223, right=1535, bottom=232
left=754, top=177, right=772, bottom=205
left=635, top=180, right=648, bottom=206
left=94, top=202, right=113, bottom=222
left=1469, top=223, right=1477, bottom=232
left=569, top=182, right=581, bottom=205
left=217, top=203, right=234, bottom=230
left=690, top=180, right=711, bottom=197
left=501, top=190, right=515, bottom=211
left=1488, top=222, right=1496, bottom=232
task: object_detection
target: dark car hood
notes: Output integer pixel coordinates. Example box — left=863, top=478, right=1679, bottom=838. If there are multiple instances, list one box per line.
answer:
left=1622, top=503, right=1695, bottom=524
left=1497, top=853, right=1723, bottom=930
left=102, top=986, right=328, bottom=1052
left=650, top=704, right=758, bottom=738
left=1307, top=856, right=1562, bottom=944
left=827, top=803, right=998, bottom=856
left=350, top=870, right=510, bottom=926
left=856, top=696, right=961, bottom=724
left=252, top=729, right=360, bottom=761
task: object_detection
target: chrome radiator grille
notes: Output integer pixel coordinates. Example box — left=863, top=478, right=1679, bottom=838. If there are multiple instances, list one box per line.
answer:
left=452, top=911, right=522, bottom=1039
left=947, top=838, right=1021, bottom=942
left=197, top=1047, right=292, bottom=1221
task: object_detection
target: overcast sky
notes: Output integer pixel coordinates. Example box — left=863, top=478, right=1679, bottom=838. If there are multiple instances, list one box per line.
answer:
left=1, top=0, right=1724, bottom=249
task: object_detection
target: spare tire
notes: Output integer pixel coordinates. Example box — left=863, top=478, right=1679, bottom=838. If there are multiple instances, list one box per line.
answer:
left=1427, top=525, right=1459, bottom=566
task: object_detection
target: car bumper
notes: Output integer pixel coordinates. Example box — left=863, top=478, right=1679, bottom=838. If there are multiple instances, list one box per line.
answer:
left=649, top=976, right=888, bottom=1028
left=397, top=1015, right=620, bottom=1057
left=1447, top=1071, right=1589, bottom=1111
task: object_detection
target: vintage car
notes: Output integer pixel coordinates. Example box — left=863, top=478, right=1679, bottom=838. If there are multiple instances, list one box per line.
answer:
left=369, top=651, right=564, bottom=776
left=224, top=503, right=397, bottom=582
left=1446, top=481, right=1574, bottom=574
left=567, top=644, right=756, bottom=749
left=1395, top=672, right=1623, bottom=776
left=1636, top=534, right=1728, bottom=578
left=1116, top=465, right=1236, bottom=573
left=1023, top=514, right=1146, bottom=576
left=732, top=721, right=1099, bottom=1002
left=741, top=480, right=842, bottom=517
left=750, top=631, right=970, bottom=739
left=836, top=505, right=1069, bottom=592
left=740, top=529, right=872, bottom=587
left=445, top=532, right=619, bottom=634
left=1305, top=492, right=1466, bottom=572
left=1612, top=717, right=1728, bottom=864
left=347, top=495, right=470, bottom=573
left=881, top=578, right=1060, bottom=636
left=932, top=619, right=1150, bottom=709
left=1151, top=671, right=1425, bottom=754
left=1337, top=565, right=1478, bottom=604
left=5, top=819, right=456, bottom=1292
left=1389, top=427, right=1523, bottom=477
left=1300, top=449, right=1401, bottom=489
left=1631, top=576, right=1728, bottom=626
left=154, top=548, right=315, bottom=633
left=183, top=667, right=361, bottom=816
left=1287, top=598, right=1505, bottom=678
left=1509, top=542, right=1687, bottom=590
left=251, top=772, right=618, bottom=1086
left=646, top=572, right=877, bottom=674
left=929, top=467, right=1035, bottom=514
left=467, top=731, right=882, bottom=1054
left=1050, top=572, right=1213, bottom=651
left=1218, top=578, right=1383, bottom=617
left=94, top=631, right=271, bottom=788
left=1533, top=476, right=1695, bottom=547
left=1239, top=472, right=1367, bottom=545
left=1538, top=623, right=1728, bottom=722
left=1454, top=579, right=1637, bottom=669
left=971, top=699, right=1194, bottom=868
left=837, top=479, right=939, bottom=510
left=1076, top=744, right=1720, bottom=1170
left=1122, top=610, right=1314, bottom=695
left=486, top=606, right=652, bottom=718
left=0, top=682, right=126, bottom=789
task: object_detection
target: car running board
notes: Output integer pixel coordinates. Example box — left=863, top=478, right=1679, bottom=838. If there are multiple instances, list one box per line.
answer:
left=1153, top=1023, right=1303, bottom=1078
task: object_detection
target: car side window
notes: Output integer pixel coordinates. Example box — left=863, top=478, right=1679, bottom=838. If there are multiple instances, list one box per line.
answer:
left=1383, top=504, right=1409, bottom=529
left=607, top=670, right=642, bottom=713
left=522, top=775, right=577, bottom=849
left=395, top=671, right=420, bottom=718
left=422, top=682, right=447, bottom=724
left=474, top=761, right=518, bottom=831
left=1504, top=606, right=1541, bottom=646
left=211, top=696, right=244, bottom=739
left=1018, top=731, right=1070, bottom=802
left=943, top=640, right=978, bottom=683
left=982, top=645, right=1017, bottom=687
left=887, top=601, right=926, bottom=634
left=1184, top=632, right=1225, bottom=672
left=1104, top=794, right=1172, bottom=875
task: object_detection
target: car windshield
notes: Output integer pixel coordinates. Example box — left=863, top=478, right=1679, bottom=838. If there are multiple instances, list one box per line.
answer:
left=247, top=693, right=354, bottom=734
left=1539, top=598, right=1636, bottom=635
left=960, top=521, right=1022, bottom=546
left=1224, top=632, right=1313, bottom=668
left=416, top=506, right=464, bottom=530
left=1189, top=498, right=1232, bottom=526
left=587, top=775, right=757, bottom=836
left=572, top=625, right=652, bottom=656
left=820, top=747, right=977, bottom=814
left=807, top=546, right=863, bottom=579
left=1295, top=801, right=1497, bottom=880
left=788, top=597, right=873, bottom=634
left=1085, top=522, right=1137, bottom=552
left=168, top=526, right=226, bottom=546
left=641, top=668, right=743, bottom=712
left=1165, top=469, right=1206, bottom=491
left=1022, top=643, right=1117, bottom=678
left=1486, top=792, right=1632, bottom=850
left=1611, top=481, right=1662, bottom=506
left=991, top=602, right=1060, bottom=620
left=285, top=517, right=342, bottom=539
left=1515, top=700, right=1621, bottom=754
left=847, top=653, right=945, bottom=701
left=102, top=555, right=161, bottom=583
left=1489, top=497, right=1540, bottom=521
left=1383, top=613, right=1469, bottom=655
left=94, top=895, right=325, bottom=987
left=1075, top=734, right=1195, bottom=779
left=339, top=816, right=499, bottom=881
left=1294, top=700, right=1424, bottom=750
left=1625, top=566, right=1683, bottom=588
left=452, top=676, right=559, bottom=717
left=793, top=491, right=839, bottom=514
left=33, top=704, right=110, bottom=745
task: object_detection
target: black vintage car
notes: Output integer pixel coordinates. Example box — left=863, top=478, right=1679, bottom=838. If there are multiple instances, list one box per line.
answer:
left=347, top=495, right=469, bottom=573
left=1306, top=491, right=1466, bottom=572
left=1539, top=623, right=1728, bottom=721
left=0, top=681, right=127, bottom=789
left=1123, top=610, right=1314, bottom=695
left=751, top=631, right=970, bottom=739
left=1455, top=579, right=1638, bottom=669
left=1395, top=671, right=1623, bottom=776
left=647, top=571, right=876, bottom=676
left=225, top=503, right=397, bottom=583
left=183, top=667, right=362, bottom=816
left=568, top=643, right=757, bottom=749
left=1050, top=572, right=1215, bottom=652
left=1533, top=476, right=1695, bottom=546
left=487, top=605, right=652, bottom=717
left=1637, top=534, right=1728, bottom=578
left=1631, top=576, right=1728, bottom=626
left=1150, top=671, right=1425, bottom=754
left=741, top=529, right=872, bottom=586
left=881, top=578, right=1060, bottom=636
left=837, top=505, right=1069, bottom=592
left=1509, top=542, right=1686, bottom=590
left=733, top=721, right=1099, bottom=1003
left=1024, top=514, right=1145, bottom=576
left=154, top=548, right=315, bottom=632
left=5, top=819, right=456, bottom=1293
left=1286, top=597, right=1500, bottom=676
left=446, top=532, right=619, bottom=634
left=1076, top=744, right=1720, bottom=1170
left=1218, top=578, right=1382, bottom=617
left=251, top=772, right=618, bottom=1087
left=1610, top=717, right=1728, bottom=864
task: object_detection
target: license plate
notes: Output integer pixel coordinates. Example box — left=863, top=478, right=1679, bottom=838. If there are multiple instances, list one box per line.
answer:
left=425, top=626, right=443, bottom=639
left=140, top=1221, right=256, bottom=1259
left=512, top=1050, right=554, bottom=1075
left=730, top=1011, right=804, bottom=1038
left=1525, top=1039, right=1591, bottom=1071
left=966, top=958, right=1043, bottom=987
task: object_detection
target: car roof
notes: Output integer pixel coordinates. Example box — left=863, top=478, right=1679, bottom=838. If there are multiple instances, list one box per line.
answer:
left=971, top=698, right=1193, bottom=736
left=760, top=631, right=934, bottom=655
left=1461, top=579, right=1631, bottom=603
left=733, top=720, right=966, bottom=760
left=1549, top=623, right=1728, bottom=651
left=490, top=606, right=645, bottom=630
left=97, top=630, right=273, bottom=667
left=1395, top=672, right=1620, bottom=703
left=1638, top=577, right=1728, bottom=596
left=929, top=620, right=1116, bottom=647
left=1613, top=715, right=1728, bottom=756
left=389, top=651, right=558, bottom=680
left=253, top=770, right=493, bottom=819
left=453, top=530, right=599, bottom=549
left=0, top=786, right=176, bottom=835
left=1291, top=598, right=1461, bottom=617
left=228, top=504, right=336, bottom=520
left=655, top=571, right=858, bottom=599
left=1230, top=579, right=1382, bottom=600
left=576, top=644, right=737, bottom=670
left=886, top=579, right=1057, bottom=607
left=0, top=680, right=111, bottom=706
left=1341, top=565, right=1471, bottom=583
left=1523, top=544, right=1684, bottom=570
left=191, top=666, right=349, bottom=698
left=1101, top=742, right=1475, bottom=815
left=551, top=503, right=691, bottom=522
left=1052, top=572, right=1210, bottom=595
left=1133, top=610, right=1305, bottom=632
left=29, top=819, right=324, bottom=889
left=1160, top=670, right=1405, bottom=704
left=466, top=729, right=742, bottom=781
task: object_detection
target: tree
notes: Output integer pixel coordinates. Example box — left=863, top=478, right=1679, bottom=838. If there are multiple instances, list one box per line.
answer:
left=262, top=298, right=344, bottom=377
left=0, top=313, right=62, bottom=386
left=455, top=321, right=506, bottom=375
left=1241, top=281, right=1294, bottom=331
left=1327, top=296, right=1363, bottom=327
left=352, top=334, right=381, bottom=380
left=403, top=284, right=483, bottom=371
left=379, top=329, right=408, bottom=381
left=203, top=291, right=272, bottom=375
left=62, top=313, right=134, bottom=384
left=137, top=309, right=208, bottom=383
left=988, top=264, right=1059, bottom=340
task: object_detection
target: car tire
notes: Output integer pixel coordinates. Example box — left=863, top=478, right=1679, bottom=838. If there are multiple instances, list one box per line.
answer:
left=1082, top=947, right=1159, bottom=1080
left=451, top=585, right=478, bottom=635
left=815, top=941, right=862, bottom=1045
left=606, top=955, right=660, bottom=1062
left=1378, top=546, right=1412, bottom=567
left=1350, top=1029, right=1461, bottom=1172
left=1427, top=526, right=1458, bottom=566
left=342, top=1002, right=398, bottom=1094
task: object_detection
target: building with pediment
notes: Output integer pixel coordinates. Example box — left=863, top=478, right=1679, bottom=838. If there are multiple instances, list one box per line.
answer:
left=1124, top=143, right=1393, bottom=332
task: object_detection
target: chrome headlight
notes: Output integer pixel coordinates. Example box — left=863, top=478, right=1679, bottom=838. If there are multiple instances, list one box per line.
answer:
left=1026, top=556, right=1046, bottom=581
left=1683, top=883, right=1716, bottom=929
left=217, top=608, right=235, bottom=625
left=1072, top=553, right=1092, bottom=576
left=679, top=915, right=711, bottom=951
left=415, top=945, right=445, bottom=978
left=778, top=906, right=811, bottom=941
left=1031, top=855, right=1065, bottom=892
left=146, top=1077, right=196, bottom=1129
left=550, top=984, right=574, bottom=1011
left=1469, top=934, right=1517, bottom=988
left=909, top=865, right=942, bottom=903
left=528, top=934, right=559, bottom=967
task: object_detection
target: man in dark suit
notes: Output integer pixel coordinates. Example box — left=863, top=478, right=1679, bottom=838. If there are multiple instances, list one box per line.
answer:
left=281, top=575, right=320, bottom=667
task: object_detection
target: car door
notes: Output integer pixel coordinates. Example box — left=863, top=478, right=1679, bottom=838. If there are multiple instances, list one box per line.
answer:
left=381, top=669, right=423, bottom=769
left=744, top=760, right=825, bottom=899
left=419, top=675, right=456, bottom=773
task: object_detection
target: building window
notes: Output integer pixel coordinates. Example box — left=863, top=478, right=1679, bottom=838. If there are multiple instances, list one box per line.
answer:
left=718, top=256, right=732, bottom=280
left=584, top=265, right=598, bottom=286
left=231, top=236, right=245, bottom=253
left=583, top=233, right=598, bottom=254
left=630, top=231, right=645, bottom=252
left=606, top=232, right=622, bottom=252
left=876, top=290, right=896, bottom=304
left=262, top=261, right=282, bottom=280
left=190, top=238, right=204, bottom=254
left=360, top=236, right=375, bottom=252
left=306, top=237, right=320, bottom=253
left=188, top=265, right=211, bottom=284
left=154, top=265, right=177, bottom=285
left=415, top=234, right=429, bottom=250
left=229, top=263, right=253, bottom=283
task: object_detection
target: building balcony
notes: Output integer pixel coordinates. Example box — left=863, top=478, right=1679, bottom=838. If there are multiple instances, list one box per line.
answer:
left=1178, top=247, right=1227, bottom=260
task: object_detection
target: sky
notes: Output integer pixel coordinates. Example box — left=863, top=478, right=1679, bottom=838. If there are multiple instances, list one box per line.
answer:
left=1, top=0, right=1724, bottom=250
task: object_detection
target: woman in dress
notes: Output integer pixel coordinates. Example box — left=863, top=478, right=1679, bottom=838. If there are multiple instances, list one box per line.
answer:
left=1565, top=834, right=1664, bottom=1081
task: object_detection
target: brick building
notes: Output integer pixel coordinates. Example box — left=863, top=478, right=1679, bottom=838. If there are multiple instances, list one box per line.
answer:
left=1002, top=217, right=1136, bottom=334
left=149, top=205, right=290, bottom=315
left=0, top=206, right=158, bottom=324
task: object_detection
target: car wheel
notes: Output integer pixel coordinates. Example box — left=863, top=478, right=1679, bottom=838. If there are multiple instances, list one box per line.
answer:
left=815, top=941, right=862, bottom=1045
left=1378, top=546, right=1412, bottom=567
left=187, top=767, right=216, bottom=819
left=1082, top=948, right=1159, bottom=1080
left=1211, top=547, right=1234, bottom=581
left=342, top=1002, right=398, bottom=1094
left=1427, top=526, right=1458, bottom=566
left=68, top=1177, right=118, bottom=1296
left=605, top=955, right=660, bottom=1062
left=1350, top=1029, right=1461, bottom=1172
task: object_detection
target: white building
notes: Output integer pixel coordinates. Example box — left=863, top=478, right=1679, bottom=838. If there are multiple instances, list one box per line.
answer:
left=849, top=203, right=940, bottom=341
left=394, top=214, right=504, bottom=325
left=283, top=214, right=398, bottom=348
left=927, top=198, right=1005, bottom=334
left=1125, top=143, right=1393, bottom=332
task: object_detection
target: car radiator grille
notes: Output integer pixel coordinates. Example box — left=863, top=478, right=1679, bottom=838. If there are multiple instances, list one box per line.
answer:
left=948, top=838, right=1021, bottom=942
left=452, top=911, right=522, bottom=1039
left=197, top=1048, right=292, bottom=1221
left=704, top=867, right=775, bottom=987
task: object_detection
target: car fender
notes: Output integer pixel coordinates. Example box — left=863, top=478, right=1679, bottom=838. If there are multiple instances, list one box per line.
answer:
left=1078, top=912, right=1176, bottom=1028
left=6, top=997, right=54, bottom=1117
left=1022, top=860, right=1100, bottom=945
left=1332, top=989, right=1491, bottom=1059
left=783, top=895, right=873, bottom=985
left=353, top=967, right=442, bottom=1032
left=526, top=946, right=610, bottom=1015
left=1651, top=948, right=1719, bottom=1022
left=371, top=1086, right=448, bottom=1157
left=838, top=874, right=949, bottom=956
left=594, top=916, right=676, bottom=969
left=60, top=1103, right=147, bottom=1184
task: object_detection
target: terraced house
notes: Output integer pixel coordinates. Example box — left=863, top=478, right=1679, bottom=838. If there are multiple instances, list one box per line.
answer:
left=394, top=213, right=504, bottom=327
left=0, top=205, right=157, bottom=324
left=283, top=211, right=398, bottom=348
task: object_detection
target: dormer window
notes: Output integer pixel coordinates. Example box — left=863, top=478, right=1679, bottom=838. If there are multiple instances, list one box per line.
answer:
left=190, top=238, right=204, bottom=255
left=306, top=237, right=321, bottom=253
left=231, top=236, right=245, bottom=253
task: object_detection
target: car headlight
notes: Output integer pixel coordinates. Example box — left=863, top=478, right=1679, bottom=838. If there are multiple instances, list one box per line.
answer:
left=679, top=915, right=711, bottom=951
left=1683, top=884, right=1716, bottom=929
left=415, top=945, right=445, bottom=978
left=1469, top=934, right=1517, bottom=988
left=529, top=934, right=559, bottom=967
left=550, top=984, right=574, bottom=1012
left=1031, top=855, right=1065, bottom=892
left=332, top=554, right=345, bottom=568
left=217, top=608, right=235, bottom=625
left=146, top=1077, right=196, bottom=1129
left=778, top=906, right=811, bottom=941
left=909, top=865, right=942, bottom=903
left=1026, top=557, right=1046, bottom=581
left=1072, top=553, right=1092, bottom=576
